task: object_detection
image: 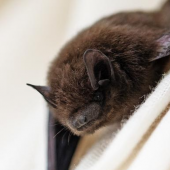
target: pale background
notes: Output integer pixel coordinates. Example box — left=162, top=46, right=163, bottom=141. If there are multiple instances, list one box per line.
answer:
left=0, top=0, right=166, bottom=170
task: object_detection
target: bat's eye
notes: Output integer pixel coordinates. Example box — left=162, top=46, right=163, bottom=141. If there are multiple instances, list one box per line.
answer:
left=93, top=92, right=103, bottom=102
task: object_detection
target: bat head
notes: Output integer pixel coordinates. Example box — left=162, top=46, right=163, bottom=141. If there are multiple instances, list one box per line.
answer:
left=28, top=26, right=170, bottom=136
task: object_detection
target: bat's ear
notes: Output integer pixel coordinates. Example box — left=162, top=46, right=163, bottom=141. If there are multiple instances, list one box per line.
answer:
left=27, top=84, right=56, bottom=108
left=83, top=49, right=113, bottom=90
left=150, top=34, right=170, bottom=62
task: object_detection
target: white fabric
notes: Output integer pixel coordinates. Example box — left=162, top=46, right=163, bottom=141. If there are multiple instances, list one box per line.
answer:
left=75, top=71, right=170, bottom=170
left=128, top=109, right=170, bottom=170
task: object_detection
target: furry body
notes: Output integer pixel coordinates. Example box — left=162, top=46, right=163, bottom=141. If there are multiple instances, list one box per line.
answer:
left=28, top=0, right=170, bottom=135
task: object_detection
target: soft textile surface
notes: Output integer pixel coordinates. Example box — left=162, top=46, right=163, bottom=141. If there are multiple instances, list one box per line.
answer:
left=75, top=71, right=170, bottom=170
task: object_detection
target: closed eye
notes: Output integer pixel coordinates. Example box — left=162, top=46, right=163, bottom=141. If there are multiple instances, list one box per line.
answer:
left=93, top=92, right=103, bottom=102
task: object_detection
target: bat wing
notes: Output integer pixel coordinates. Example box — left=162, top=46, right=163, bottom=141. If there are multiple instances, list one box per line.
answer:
left=48, top=112, right=80, bottom=170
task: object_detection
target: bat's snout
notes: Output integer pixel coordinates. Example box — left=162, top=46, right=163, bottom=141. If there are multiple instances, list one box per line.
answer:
left=72, top=115, right=88, bottom=129
left=70, top=103, right=101, bottom=131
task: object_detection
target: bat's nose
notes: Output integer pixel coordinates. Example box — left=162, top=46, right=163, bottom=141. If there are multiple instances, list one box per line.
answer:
left=72, top=115, right=89, bottom=129
left=71, top=103, right=101, bottom=130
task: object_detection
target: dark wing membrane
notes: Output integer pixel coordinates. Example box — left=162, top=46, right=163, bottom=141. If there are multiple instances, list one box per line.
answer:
left=48, top=113, right=80, bottom=170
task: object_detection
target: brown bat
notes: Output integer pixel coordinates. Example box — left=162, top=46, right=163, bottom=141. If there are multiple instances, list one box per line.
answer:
left=27, top=0, right=170, bottom=136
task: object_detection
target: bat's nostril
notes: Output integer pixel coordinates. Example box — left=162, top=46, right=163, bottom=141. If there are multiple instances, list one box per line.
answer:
left=79, top=115, right=87, bottom=124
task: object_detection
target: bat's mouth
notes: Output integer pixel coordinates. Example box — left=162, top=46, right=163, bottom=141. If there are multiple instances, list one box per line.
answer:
left=77, top=118, right=97, bottom=131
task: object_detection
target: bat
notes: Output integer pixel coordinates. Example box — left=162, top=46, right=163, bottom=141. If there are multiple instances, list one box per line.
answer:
left=27, top=0, right=170, bottom=136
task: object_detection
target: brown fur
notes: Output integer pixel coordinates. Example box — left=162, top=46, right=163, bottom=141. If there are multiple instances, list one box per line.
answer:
left=45, top=1, right=170, bottom=135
